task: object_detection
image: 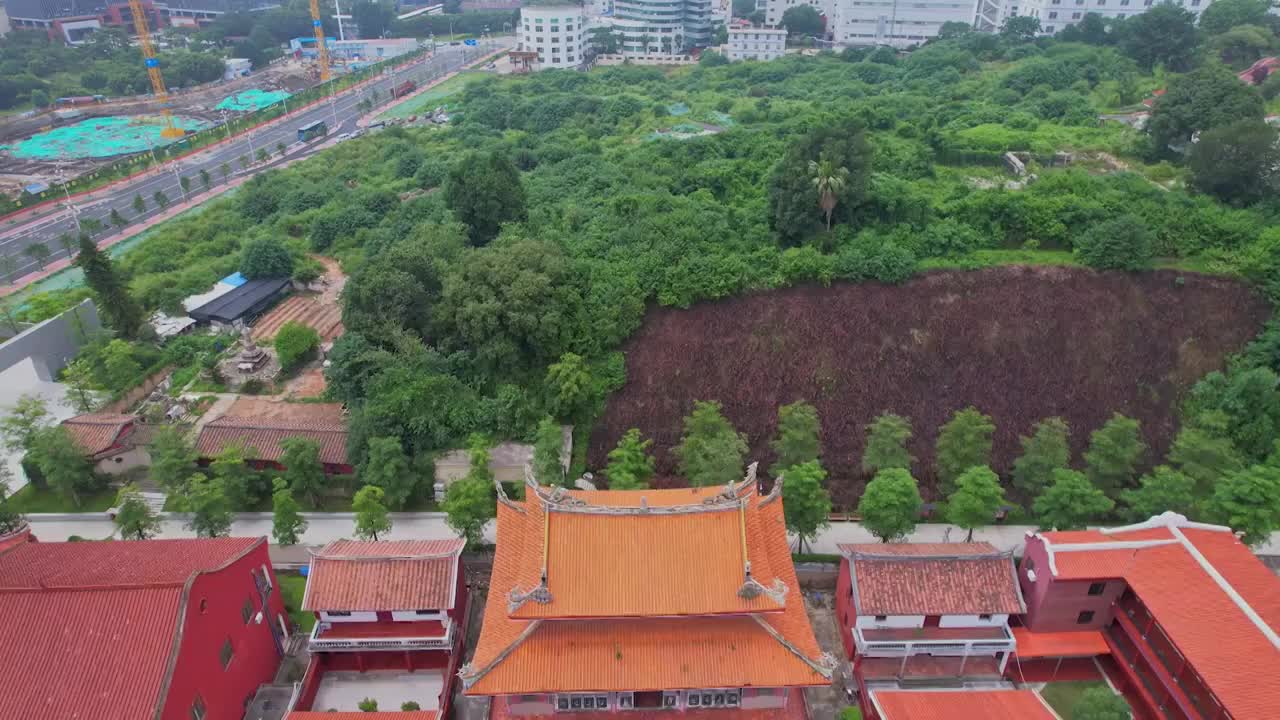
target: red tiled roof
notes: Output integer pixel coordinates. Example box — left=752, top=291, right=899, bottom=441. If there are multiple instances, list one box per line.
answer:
left=1038, top=516, right=1280, bottom=719
left=870, top=689, right=1058, bottom=720
left=288, top=707, right=437, bottom=712
left=0, top=537, right=263, bottom=720
left=61, top=413, right=136, bottom=456
left=303, top=539, right=464, bottom=612
left=196, top=401, right=348, bottom=466
left=465, top=478, right=831, bottom=695
left=1012, top=628, right=1110, bottom=659
left=840, top=542, right=1024, bottom=616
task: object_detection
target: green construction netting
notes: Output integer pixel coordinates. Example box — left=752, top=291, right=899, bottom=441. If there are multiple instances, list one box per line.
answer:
left=10, top=115, right=212, bottom=160
left=215, top=89, right=292, bottom=112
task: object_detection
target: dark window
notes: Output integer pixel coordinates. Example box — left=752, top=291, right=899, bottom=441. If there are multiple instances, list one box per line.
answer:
left=978, top=614, right=992, bottom=621
left=241, top=598, right=254, bottom=624
left=1025, top=557, right=1035, bottom=572
left=874, top=615, right=888, bottom=621
left=1088, top=582, right=1107, bottom=596
left=198, top=598, right=208, bottom=614
left=220, top=638, right=234, bottom=669
left=327, top=611, right=352, bottom=617
left=415, top=609, right=435, bottom=615
left=557, top=698, right=570, bottom=711
left=190, top=695, right=207, bottom=720
left=1077, top=611, right=1095, bottom=624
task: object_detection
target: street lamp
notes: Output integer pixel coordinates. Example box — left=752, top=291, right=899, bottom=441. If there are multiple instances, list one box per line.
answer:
left=55, top=163, right=80, bottom=233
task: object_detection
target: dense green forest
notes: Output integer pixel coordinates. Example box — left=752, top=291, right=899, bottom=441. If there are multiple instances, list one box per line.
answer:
left=11, top=8, right=1280, bottom=534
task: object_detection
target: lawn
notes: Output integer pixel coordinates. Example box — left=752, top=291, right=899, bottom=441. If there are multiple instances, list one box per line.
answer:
left=1040, top=680, right=1113, bottom=718
left=377, top=71, right=482, bottom=120
left=3, top=484, right=117, bottom=513
left=278, top=573, right=316, bottom=633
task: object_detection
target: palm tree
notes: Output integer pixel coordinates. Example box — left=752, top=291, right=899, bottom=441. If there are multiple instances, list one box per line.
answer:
left=808, top=156, right=850, bottom=232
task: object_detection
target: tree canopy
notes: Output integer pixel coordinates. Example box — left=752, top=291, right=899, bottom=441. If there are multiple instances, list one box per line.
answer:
left=444, top=150, right=528, bottom=246
left=1034, top=468, right=1115, bottom=530
left=674, top=401, right=749, bottom=487
left=605, top=428, right=655, bottom=490
left=935, top=406, right=995, bottom=494
left=353, top=484, right=393, bottom=540
left=858, top=468, right=922, bottom=542
left=862, top=413, right=914, bottom=474
left=770, top=400, right=822, bottom=476
left=1012, top=417, right=1071, bottom=496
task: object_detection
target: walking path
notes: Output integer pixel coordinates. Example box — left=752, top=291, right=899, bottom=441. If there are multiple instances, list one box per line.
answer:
left=21, top=513, right=1280, bottom=560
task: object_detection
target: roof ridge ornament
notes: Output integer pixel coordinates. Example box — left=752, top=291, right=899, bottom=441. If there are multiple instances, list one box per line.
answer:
left=737, top=575, right=790, bottom=604
left=759, top=469, right=783, bottom=506
left=507, top=581, right=554, bottom=613
left=498, top=474, right=524, bottom=513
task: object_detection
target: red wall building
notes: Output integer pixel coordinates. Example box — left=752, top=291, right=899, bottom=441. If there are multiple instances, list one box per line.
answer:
left=1019, top=513, right=1280, bottom=720
left=0, top=532, right=287, bottom=720
left=291, top=539, right=469, bottom=717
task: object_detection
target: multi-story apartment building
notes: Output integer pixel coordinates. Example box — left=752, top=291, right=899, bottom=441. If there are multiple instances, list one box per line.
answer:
left=827, top=0, right=980, bottom=47
left=518, top=3, right=588, bottom=69
left=611, top=0, right=713, bottom=55
left=1020, top=512, right=1280, bottom=720
left=291, top=539, right=469, bottom=716
left=463, top=465, right=836, bottom=717
left=836, top=542, right=1024, bottom=695
left=727, top=25, right=787, bottom=59
left=1003, top=0, right=1216, bottom=35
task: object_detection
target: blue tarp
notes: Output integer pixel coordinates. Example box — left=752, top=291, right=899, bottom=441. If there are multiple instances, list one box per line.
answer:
left=222, top=272, right=247, bottom=287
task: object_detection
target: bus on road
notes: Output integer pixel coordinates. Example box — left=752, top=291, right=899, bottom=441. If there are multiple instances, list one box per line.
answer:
left=297, top=120, right=328, bottom=143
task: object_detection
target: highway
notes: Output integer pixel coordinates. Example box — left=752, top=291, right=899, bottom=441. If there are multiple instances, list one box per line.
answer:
left=0, top=39, right=511, bottom=281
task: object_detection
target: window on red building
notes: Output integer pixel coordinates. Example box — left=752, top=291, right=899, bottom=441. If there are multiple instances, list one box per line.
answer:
left=241, top=598, right=254, bottom=624
left=190, top=694, right=207, bottom=720
left=1077, top=611, right=1095, bottom=624
left=1088, top=582, right=1107, bottom=596
left=220, top=637, right=234, bottom=669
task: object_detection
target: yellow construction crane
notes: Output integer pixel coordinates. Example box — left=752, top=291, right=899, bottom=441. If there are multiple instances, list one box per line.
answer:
left=127, top=0, right=184, bottom=139
left=309, top=0, right=332, bottom=82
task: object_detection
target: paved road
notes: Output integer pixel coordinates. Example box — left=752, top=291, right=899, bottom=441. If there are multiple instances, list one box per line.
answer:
left=0, top=40, right=511, bottom=279
left=21, top=513, right=1280, bottom=559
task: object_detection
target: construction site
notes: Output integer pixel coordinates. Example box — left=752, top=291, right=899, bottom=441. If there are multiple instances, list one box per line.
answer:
left=0, top=58, right=319, bottom=199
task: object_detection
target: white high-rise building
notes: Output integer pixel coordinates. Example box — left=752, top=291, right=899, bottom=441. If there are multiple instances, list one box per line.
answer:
left=518, top=4, right=589, bottom=69
left=828, top=0, right=981, bottom=47
left=612, top=0, right=715, bottom=55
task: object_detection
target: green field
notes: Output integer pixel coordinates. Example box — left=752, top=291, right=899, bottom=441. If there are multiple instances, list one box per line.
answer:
left=378, top=71, right=483, bottom=120
left=278, top=573, right=316, bottom=633
left=4, top=484, right=117, bottom=514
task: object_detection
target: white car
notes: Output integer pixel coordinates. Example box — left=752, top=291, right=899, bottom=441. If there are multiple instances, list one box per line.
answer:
left=335, top=132, right=352, bottom=142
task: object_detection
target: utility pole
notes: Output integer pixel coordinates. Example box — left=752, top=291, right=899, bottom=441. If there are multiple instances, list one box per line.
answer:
left=334, top=0, right=346, bottom=41
left=56, top=163, right=81, bottom=233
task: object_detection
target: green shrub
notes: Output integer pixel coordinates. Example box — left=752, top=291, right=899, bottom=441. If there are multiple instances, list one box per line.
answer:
left=357, top=697, right=378, bottom=712
left=274, top=321, right=321, bottom=373
left=401, top=701, right=422, bottom=711
left=1073, top=214, right=1153, bottom=271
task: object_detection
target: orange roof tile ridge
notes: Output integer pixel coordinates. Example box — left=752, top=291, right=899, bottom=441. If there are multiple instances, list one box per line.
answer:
left=1165, top=524, right=1280, bottom=651
left=1038, top=536, right=1177, bottom=577
left=527, top=463, right=761, bottom=515
left=749, top=613, right=836, bottom=680
left=458, top=619, right=544, bottom=690
left=758, top=468, right=783, bottom=506
left=736, top=496, right=790, bottom=604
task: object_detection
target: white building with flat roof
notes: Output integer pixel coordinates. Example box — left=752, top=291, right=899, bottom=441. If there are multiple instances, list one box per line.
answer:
left=829, top=0, right=980, bottom=47
left=1009, top=0, right=1217, bottom=36
left=611, top=0, right=714, bottom=55
left=519, top=4, right=588, bottom=69
left=727, top=26, right=787, bottom=59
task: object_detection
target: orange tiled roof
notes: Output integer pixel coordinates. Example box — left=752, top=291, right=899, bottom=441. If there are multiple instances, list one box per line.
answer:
left=61, top=413, right=136, bottom=456
left=1011, top=628, right=1110, bottom=658
left=839, top=542, right=1024, bottom=616
left=1037, top=514, right=1280, bottom=719
left=508, top=482, right=784, bottom=620
left=463, top=471, right=831, bottom=695
left=303, top=539, right=464, bottom=612
left=195, top=401, right=348, bottom=466
left=870, top=689, right=1058, bottom=720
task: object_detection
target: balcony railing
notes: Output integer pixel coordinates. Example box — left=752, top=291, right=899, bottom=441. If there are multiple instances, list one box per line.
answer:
left=309, top=619, right=454, bottom=652
left=854, top=625, right=1016, bottom=658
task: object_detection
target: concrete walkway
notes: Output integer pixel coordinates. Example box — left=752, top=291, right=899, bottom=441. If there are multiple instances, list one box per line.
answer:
left=22, top=513, right=1280, bottom=558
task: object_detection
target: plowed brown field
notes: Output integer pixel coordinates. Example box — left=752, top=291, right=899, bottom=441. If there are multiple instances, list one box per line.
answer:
left=587, top=267, right=1270, bottom=503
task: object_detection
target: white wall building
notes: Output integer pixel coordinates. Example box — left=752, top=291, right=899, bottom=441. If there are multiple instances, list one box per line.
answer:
left=764, top=0, right=834, bottom=29
left=611, top=0, right=714, bottom=55
left=518, top=4, right=589, bottom=69
left=1007, top=0, right=1217, bottom=36
left=0, top=6, right=11, bottom=37
left=828, top=0, right=980, bottom=47
left=727, top=26, right=787, bottom=59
